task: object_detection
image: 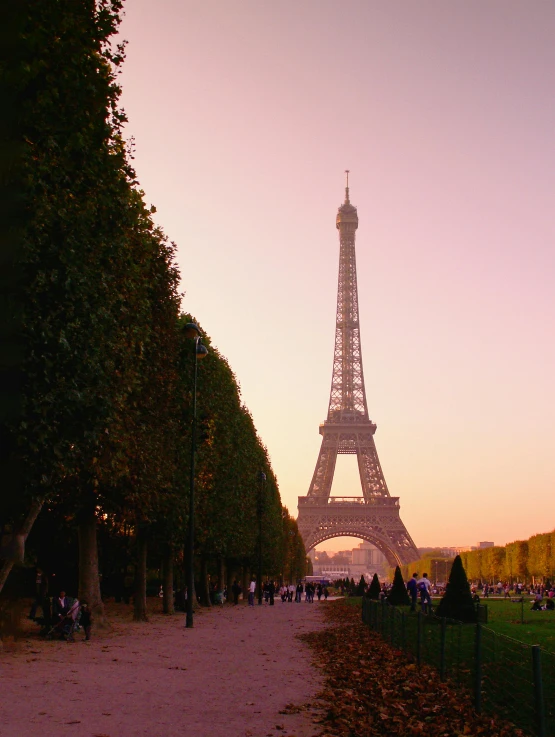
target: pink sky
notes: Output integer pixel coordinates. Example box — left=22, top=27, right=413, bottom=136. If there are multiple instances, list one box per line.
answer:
left=117, top=1, right=555, bottom=551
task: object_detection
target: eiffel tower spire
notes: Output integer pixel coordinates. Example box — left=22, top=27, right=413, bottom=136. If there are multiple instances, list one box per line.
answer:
left=328, top=170, right=367, bottom=422
left=297, top=175, right=418, bottom=566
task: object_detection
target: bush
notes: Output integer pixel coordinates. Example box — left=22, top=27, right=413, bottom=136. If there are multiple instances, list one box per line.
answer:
left=387, top=566, right=410, bottom=606
left=367, top=573, right=381, bottom=600
left=354, top=575, right=366, bottom=596
left=436, top=555, right=477, bottom=622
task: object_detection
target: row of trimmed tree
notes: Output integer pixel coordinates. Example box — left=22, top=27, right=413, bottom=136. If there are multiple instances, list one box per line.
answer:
left=459, top=532, right=555, bottom=583
left=393, top=529, right=555, bottom=587
left=0, top=0, right=306, bottom=622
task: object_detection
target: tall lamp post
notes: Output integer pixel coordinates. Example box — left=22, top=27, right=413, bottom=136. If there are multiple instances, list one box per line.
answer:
left=257, top=471, right=266, bottom=605
left=184, top=322, right=208, bottom=629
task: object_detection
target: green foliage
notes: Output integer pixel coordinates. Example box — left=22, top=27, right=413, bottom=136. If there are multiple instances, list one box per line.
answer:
left=177, top=315, right=290, bottom=578
left=436, top=555, right=477, bottom=623
left=460, top=533, right=552, bottom=585
left=399, top=532, right=555, bottom=589
left=387, top=566, right=410, bottom=606
left=282, top=508, right=307, bottom=583
left=480, top=546, right=506, bottom=582
left=354, top=574, right=366, bottom=596
left=505, top=540, right=529, bottom=581
left=527, top=532, right=555, bottom=580
left=0, top=0, right=294, bottom=603
left=0, top=0, right=182, bottom=516
left=367, top=573, right=381, bottom=599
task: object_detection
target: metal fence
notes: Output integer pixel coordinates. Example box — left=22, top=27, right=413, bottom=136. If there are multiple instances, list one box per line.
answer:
left=362, top=598, right=555, bottom=737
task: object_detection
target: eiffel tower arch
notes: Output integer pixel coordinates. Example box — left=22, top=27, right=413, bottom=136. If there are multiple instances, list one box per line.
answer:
left=297, top=174, right=418, bottom=568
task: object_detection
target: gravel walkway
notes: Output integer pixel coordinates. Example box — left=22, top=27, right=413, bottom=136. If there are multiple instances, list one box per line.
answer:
left=0, top=599, right=328, bottom=737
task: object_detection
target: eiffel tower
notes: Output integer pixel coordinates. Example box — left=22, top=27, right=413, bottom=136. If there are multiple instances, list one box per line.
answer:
left=297, top=173, right=418, bottom=567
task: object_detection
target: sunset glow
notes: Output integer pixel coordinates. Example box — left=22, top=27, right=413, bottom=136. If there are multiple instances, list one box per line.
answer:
left=118, top=1, right=555, bottom=550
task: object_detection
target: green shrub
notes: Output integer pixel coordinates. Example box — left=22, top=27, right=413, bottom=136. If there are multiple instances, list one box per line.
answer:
left=436, top=555, right=477, bottom=622
left=387, top=566, right=410, bottom=606
left=354, top=575, right=367, bottom=596
left=367, top=573, right=381, bottom=599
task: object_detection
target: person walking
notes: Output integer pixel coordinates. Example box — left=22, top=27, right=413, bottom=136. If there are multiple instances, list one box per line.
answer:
left=417, top=573, right=433, bottom=614
left=248, top=577, right=256, bottom=606
left=407, top=572, right=418, bottom=612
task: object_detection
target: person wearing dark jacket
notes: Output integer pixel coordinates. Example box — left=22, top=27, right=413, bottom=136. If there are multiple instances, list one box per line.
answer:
left=406, top=573, right=418, bottom=612
left=52, top=591, right=69, bottom=621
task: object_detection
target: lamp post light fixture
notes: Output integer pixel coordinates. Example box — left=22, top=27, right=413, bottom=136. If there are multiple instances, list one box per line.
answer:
left=257, top=470, right=266, bottom=606
left=184, top=322, right=208, bottom=629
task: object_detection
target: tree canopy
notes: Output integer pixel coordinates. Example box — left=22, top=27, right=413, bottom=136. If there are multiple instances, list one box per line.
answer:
left=0, top=0, right=306, bottom=617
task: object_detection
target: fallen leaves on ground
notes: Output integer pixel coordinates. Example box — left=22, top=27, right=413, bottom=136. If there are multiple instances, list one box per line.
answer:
left=279, top=703, right=309, bottom=715
left=300, top=601, right=525, bottom=737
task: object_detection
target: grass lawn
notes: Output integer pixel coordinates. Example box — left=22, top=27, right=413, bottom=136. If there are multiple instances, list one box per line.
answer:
left=347, top=594, right=555, bottom=652
left=469, top=596, right=555, bottom=652
left=355, top=595, right=555, bottom=734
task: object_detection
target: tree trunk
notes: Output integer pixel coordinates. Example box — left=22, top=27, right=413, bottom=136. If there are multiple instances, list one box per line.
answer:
left=199, top=555, right=211, bottom=607
left=226, top=558, right=235, bottom=603
left=133, top=527, right=148, bottom=622
left=78, top=505, right=107, bottom=627
left=217, top=556, right=225, bottom=591
left=241, top=565, right=249, bottom=600
left=0, top=498, right=44, bottom=595
left=162, top=546, right=174, bottom=615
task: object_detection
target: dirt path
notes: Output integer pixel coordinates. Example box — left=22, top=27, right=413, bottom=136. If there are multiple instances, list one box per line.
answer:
left=0, top=600, right=327, bottom=737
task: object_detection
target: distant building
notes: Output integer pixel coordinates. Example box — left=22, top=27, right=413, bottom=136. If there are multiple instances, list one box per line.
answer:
left=417, top=546, right=473, bottom=558
left=438, top=546, right=473, bottom=557
left=351, top=541, right=387, bottom=579
left=320, top=565, right=350, bottom=579
left=470, top=541, right=495, bottom=550
left=311, top=541, right=387, bottom=580
left=352, top=541, right=384, bottom=567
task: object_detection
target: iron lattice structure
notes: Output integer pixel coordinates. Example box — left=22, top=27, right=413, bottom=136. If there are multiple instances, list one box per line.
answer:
left=297, top=175, right=418, bottom=567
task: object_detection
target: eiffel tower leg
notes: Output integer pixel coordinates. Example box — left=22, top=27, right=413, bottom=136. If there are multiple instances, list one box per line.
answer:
left=372, top=518, right=420, bottom=567
left=356, top=440, right=389, bottom=497
left=307, top=433, right=338, bottom=500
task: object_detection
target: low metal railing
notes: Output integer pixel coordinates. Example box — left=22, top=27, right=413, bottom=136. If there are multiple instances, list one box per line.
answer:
left=362, top=598, right=555, bottom=737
